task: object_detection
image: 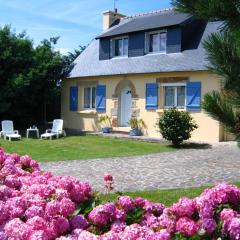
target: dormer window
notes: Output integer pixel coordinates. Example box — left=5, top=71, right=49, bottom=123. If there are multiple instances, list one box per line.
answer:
left=149, top=30, right=167, bottom=53
left=111, top=36, right=128, bottom=57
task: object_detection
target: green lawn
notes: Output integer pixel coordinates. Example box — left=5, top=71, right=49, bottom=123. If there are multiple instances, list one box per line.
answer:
left=0, top=135, right=174, bottom=162
left=101, top=182, right=240, bottom=206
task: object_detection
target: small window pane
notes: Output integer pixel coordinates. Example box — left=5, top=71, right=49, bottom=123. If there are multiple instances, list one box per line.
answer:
left=115, top=39, right=121, bottom=56
left=160, top=32, right=167, bottom=52
left=177, top=86, right=185, bottom=108
left=84, top=88, right=91, bottom=109
left=92, top=87, right=96, bottom=108
left=150, top=34, right=158, bottom=52
left=114, top=38, right=128, bottom=57
left=123, top=38, right=128, bottom=56
left=165, top=87, right=175, bottom=107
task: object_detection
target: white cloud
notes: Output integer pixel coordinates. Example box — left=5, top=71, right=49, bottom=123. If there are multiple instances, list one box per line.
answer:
left=55, top=47, right=73, bottom=55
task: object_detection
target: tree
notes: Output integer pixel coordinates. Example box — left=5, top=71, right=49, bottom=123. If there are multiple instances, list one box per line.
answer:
left=0, top=26, right=68, bottom=126
left=0, top=26, right=34, bottom=123
left=171, top=0, right=240, bottom=145
left=65, top=45, right=86, bottom=65
left=62, top=45, right=86, bottom=78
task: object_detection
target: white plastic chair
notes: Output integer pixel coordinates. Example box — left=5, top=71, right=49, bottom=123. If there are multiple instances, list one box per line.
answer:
left=1, top=120, right=21, bottom=141
left=41, top=119, right=66, bottom=140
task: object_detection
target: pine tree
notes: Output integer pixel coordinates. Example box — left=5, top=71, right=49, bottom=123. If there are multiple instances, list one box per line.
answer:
left=171, top=0, right=240, bottom=145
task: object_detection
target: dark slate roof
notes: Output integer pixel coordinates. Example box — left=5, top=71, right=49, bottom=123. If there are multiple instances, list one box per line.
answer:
left=97, top=10, right=192, bottom=38
left=67, top=21, right=222, bottom=79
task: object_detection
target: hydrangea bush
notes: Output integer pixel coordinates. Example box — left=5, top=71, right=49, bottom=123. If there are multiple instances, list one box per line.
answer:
left=0, top=147, right=240, bottom=239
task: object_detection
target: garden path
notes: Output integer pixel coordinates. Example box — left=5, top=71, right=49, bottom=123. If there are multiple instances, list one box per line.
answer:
left=40, top=142, right=240, bottom=192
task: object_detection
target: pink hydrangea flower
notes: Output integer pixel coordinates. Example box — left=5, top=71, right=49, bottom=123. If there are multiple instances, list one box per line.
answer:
left=45, top=200, right=61, bottom=219
left=70, top=215, right=89, bottom=230
left=25, top=206, right=45, bottom=219
left=88, top=202, right=117, bottom=226
left=4, top=218, right=32, bottom=239
left=29, top=230, right=49, bottom=240
left=229, top=217, right=240, bottom=240
left=117, top=196, right=135, bottom=212
left=199, top=218, right=217, bottom=234
left=150, top=229, right=171, bottom=240
left=0, top=201, right=9, bottom=224
left=171, top=198, right=196, bottom=217
left=50, top=216, right=70, bottom=236
left=1, top=148, right=240, bottom=239
left=176, top=217, right=199, bottom=237
left=159, top=209, right=176, bottom=233
left=59, top=197, right=75, bottom=217
left=26, top=216, right=48, bottom=231
left=104, top=174, right=113, bottom=182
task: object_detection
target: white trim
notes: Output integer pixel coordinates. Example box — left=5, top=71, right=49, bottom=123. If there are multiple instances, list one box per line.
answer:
left=78, top=110, right=97, bottom=114
left=111, top=36, right=129, bottom=58
left=120, top=86, right=132, bottom=127
left=111, top=56, right=128, bottom=60
left=113, top=35, right=129, bottom=40
left=163, top=85, right=186, bottom=108
left=147, top=51, right=167, bottom=56
left=83, top=86, right=96, bottom=110
left=148, top=29, right=167, bottom=34
left=161, top=83, right=186, bottom=87
left=148, top=29, right=167, bottom=54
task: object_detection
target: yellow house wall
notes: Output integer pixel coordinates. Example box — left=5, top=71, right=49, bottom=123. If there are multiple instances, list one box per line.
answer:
left=61, top=71, right=222, bottom=142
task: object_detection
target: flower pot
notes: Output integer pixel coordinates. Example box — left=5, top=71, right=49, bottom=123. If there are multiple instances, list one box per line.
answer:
left=102, top=127, right=112, bottom=133
left=129, top=128, right=142, bottom=136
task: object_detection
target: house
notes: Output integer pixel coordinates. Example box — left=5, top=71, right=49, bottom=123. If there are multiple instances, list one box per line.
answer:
left=61, top=8, right=230, bottom=142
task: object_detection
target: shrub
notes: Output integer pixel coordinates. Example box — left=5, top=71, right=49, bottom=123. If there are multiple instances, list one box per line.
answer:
left=157, top=108, right=198, bottom=146
left=1, top=148, right=240, bottom=239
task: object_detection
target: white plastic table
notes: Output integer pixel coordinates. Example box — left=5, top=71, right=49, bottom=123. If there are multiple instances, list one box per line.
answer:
left=26, top=128, right=39, bottom=139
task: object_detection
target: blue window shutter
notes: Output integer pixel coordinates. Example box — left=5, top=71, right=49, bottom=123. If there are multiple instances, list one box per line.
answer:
left=129, top=32, right=145, bottom=57
left=70, top=86, right=78, bottom=111
left=146, top=83, right=158, bottom=110
left=99, top=38, right=110, bottom=60
left=186, top=82, right=201, bottom=111
left=167, top=27, right=182, bottom=53
left=96, top=85, right=106, bottom=112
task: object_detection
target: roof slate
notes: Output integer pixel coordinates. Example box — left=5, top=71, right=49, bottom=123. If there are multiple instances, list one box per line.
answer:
left=67, top=21, right=222, bottom=79
left=97, top=10, right=192, bottom=38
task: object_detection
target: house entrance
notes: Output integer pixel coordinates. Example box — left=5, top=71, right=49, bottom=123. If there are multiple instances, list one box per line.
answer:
left=120, top=86, right=132, bottom=126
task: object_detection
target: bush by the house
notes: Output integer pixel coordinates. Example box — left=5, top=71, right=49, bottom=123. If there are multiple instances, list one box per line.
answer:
left=0, top=148, right=240, bottom=239
left=157, top=108, right=198, bottom=146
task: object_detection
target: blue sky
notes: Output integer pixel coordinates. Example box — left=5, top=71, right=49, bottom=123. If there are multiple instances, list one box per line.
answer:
left=0, top=0, right=171, bottom=54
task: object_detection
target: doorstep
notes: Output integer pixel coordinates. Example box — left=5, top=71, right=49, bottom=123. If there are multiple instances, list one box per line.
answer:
left=112, top=127, right=131, bottom=135
left=87, top=131, right=166, bottom=143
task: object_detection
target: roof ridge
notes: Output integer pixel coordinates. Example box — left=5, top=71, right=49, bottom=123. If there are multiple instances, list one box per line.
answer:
left=123, top=8, right=175, bottom=20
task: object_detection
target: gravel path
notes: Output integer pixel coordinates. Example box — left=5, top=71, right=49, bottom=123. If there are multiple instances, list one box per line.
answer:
left=40, top=142, right=240, bottom=192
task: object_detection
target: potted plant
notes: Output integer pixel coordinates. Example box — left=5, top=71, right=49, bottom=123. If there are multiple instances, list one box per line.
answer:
left=128, top=118, right=145, bottom=136
left=99, top=115, right=112, bottom=133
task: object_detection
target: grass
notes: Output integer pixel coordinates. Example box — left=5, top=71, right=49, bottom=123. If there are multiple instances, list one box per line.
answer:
left=0, top=135, right=174, bottom=162
left=100, top=182, right=240, bottom=206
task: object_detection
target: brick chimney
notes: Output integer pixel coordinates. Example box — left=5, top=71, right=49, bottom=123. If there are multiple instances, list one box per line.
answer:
left=102, top=9, right=125, bottom=31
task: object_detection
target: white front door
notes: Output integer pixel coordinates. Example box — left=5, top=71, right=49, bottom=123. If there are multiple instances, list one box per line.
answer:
left=120, top=86, right=132, bottom=127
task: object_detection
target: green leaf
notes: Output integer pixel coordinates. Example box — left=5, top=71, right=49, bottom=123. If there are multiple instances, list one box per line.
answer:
left=126, top=206, right=145, bottom=225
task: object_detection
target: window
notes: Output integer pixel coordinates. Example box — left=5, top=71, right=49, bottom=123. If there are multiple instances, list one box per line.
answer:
left=84, top=87, right=96, bottom=109
left=164, top=85, right=186, bottom=108
left=149, top=31, right=167, bottom=53
left=113, top=37, right=128, bottom=57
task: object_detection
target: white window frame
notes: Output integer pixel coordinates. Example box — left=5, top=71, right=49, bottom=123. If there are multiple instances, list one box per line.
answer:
left=148, top=29, right=167, bottom=54
left=112, top=36, right=129, bottom=58
left=83, top=86, right=96, bottom=110
left=162, top=83, right=186, bottom=109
